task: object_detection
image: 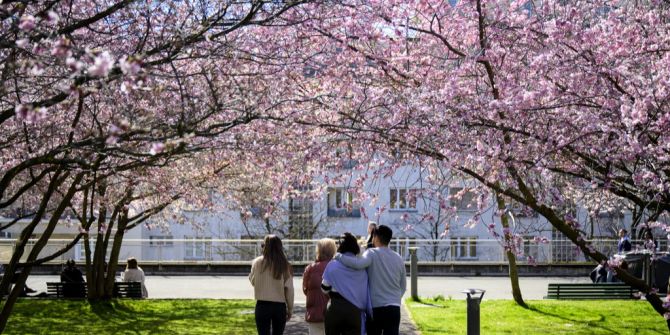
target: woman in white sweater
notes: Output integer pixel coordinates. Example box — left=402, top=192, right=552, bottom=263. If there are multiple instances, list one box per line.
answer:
left=123, top=257, right=148, bottom=298
left=249, top=235, right=294, bottom=335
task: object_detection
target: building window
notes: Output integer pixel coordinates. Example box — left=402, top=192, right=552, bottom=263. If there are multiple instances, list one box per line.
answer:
left=149, top=235, right=173, bottom=247
left=0, top=231, right=11, bottom=238
left=330, top=188, right=352, bottom=209
left=451, top=237, right=477, bottom=259
left=327, top=188, right=360, bottom=217
left=185, top=237, right=211, bottom=260
left=76, top=241, right=93, bottom=261
left=389, top=188, right=418, bottom=210
left=449, top=187, right=476, bottom=211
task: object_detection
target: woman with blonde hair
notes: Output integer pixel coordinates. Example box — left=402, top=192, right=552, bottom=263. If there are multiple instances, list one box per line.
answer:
left=302, top=238, right=337, bottom=335
left=249, top=235, right=294, bottom=335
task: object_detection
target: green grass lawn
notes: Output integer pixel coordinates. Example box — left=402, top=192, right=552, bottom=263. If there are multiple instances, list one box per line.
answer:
left=3, top=299, right=256, bottom=334
left=6, top=298, right=668, bottom=334
left=407, top=298, right=668, bottom=335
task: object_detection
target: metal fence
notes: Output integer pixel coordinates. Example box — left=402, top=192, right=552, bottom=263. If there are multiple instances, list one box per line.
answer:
left=0, top=238, right=664, bottom=265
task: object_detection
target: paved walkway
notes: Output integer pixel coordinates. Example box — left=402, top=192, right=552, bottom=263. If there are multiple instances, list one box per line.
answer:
left=284, top=304, right=419, bottom=335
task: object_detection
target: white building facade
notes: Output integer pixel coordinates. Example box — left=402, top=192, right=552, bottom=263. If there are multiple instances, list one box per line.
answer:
left=134, top=164, right=652, bottom=264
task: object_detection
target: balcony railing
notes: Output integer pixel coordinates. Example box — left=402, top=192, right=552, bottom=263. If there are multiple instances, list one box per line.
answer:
left=0, top=238, right=662, bottom=265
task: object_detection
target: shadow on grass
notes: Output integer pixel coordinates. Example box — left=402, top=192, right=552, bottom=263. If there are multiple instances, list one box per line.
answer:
left=412, top=301, right=445, bottom=308
left=525, top=303, right=617, bottom=335
left=6, top=299, right=256, bottom=334
left=527, top=302, right=668, bottom=335
left=407, top=296, right=449, bottom=307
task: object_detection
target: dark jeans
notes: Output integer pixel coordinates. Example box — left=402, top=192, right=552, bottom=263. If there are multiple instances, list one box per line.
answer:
left=367, top=306, right=400, bottom=335
left=255, top=300, right=287, bottom=335
left=325, top=294, right=361, bottom=335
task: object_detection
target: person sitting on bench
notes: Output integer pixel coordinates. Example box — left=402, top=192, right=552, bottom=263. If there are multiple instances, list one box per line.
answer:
left=590, top=264, right=608, bottom=283
left=123, top=257, right=148, bottom=298
left=60, top=259, right=85, bottom=298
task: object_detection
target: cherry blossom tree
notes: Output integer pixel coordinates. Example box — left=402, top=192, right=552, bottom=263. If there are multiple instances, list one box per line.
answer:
left=0, top=0, right=317, bottom=330
left=3, top=0, right=670, bottom=330
left=266, top=0, right=670, bottom=327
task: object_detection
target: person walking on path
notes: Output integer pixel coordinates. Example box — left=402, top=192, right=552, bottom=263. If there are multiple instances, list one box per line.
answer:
left=250, top=235, right=294, bottom=335
left=322, top=233, right=372, bottom=335
left=336, top=225, right=406, bottom=335
left=303, top=238, right=336, bottom=335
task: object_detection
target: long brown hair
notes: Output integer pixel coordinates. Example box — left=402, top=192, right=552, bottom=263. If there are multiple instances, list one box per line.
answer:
left=126, top=257, right=138, bottom=270
left=262, top=235, right=291, bottom=280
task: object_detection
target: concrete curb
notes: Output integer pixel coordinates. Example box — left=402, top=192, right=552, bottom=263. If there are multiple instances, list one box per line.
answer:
left=401, top=302, right=422, bottom=335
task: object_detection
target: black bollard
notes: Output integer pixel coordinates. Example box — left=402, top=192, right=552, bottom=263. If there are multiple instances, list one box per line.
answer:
left=462, top=289, right=486, bottom=335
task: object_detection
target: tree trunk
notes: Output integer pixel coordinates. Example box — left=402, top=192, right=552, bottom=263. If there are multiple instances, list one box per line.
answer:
left=0, top=173, right=83, bottom=333
left=0, top=171, right=64, bottom=297
left=93, top=205, right=110, bottom=299
left=87, top=182, right=111, bottom=300
left=0, top=269, right=32, bottom=332
left=496, top=194, right=527, bottom=308
left=105, top=208, right=129, bottom=298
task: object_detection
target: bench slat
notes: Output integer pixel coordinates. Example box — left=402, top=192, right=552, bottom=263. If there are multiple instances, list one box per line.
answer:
left=46, top=282, right=142, bottom=298
left=114, top=282, right=142, bottom=298
left=546, top=283, right=635, bottom=300
left=548, top=289, right=633, bottom=292
left=47, top=282, right=87, bottom=298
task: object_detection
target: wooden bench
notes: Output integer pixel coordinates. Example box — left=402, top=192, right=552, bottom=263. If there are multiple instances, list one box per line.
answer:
left=47, top=282, right=142, bottom=298
left=47, top=282, right=87, bottom=298
left=546, top=283, right=636, bottom=300
left=113, top=282, right=142, bottom=298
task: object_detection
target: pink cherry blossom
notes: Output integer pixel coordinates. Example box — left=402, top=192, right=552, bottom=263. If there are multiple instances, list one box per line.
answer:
left=149, top=143, right=165, bottom=156
left=18, top=15, right=36, bottom=31
left=46, top=11, right=59, bottom=25
left=15, top=39, right=29, bottom=48
left=88, top=51, right=114, bottom=77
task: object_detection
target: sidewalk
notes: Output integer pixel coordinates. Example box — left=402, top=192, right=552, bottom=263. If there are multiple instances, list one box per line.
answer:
left=284, top=304, right=420, bottom=335
left=26, top=275, right=590, bottom=301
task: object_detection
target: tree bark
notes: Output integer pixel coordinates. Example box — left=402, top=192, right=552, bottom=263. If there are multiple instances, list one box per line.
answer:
left=105, top=207, right=130, bottom=299
left=496, top=194, right=527, bottom=308
left=0, top=173, right=83, bottom=333
left=0, top=170, right=65, bottom=298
